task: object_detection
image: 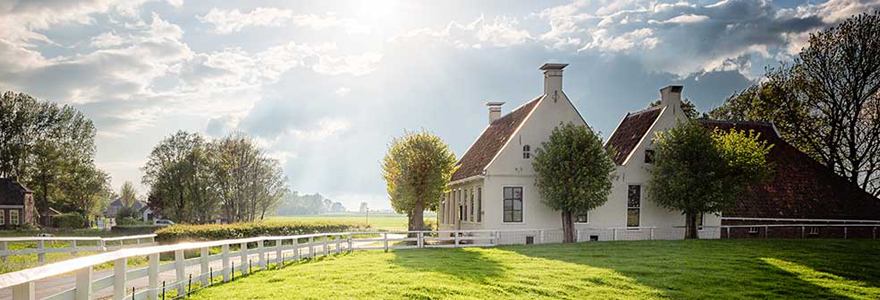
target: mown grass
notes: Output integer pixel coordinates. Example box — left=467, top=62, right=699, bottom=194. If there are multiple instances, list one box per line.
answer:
left=188, top=239, right=880, bottom=299
left=0, top=229, right=149, bottom=274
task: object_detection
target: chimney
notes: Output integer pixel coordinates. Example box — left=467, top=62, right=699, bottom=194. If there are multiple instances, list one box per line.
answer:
left=486, top=102, right=505, bottom=124
left=660, top=85, right=683, bottom=108
left=539, top=63, right=568, bottom=96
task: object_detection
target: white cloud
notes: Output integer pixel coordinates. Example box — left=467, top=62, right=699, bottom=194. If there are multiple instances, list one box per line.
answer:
left=90, top=31, right=127, bottom=48
left=198, top=7, right=367, bottom=34
left=313, top=52, right=383, bottom=76
left=660, top=14, right=710, bottom=24
left=394, top=14, right=532, bottom=48
left=335, top=87, right=351, bottom=97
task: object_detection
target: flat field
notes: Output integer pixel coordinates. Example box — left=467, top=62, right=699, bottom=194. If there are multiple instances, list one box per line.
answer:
left=267, top=213, right=433, bottom=231
left=188, top=239, right=880, bottom=299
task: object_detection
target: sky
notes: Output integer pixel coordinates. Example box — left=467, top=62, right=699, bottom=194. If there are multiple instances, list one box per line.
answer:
left=1, top=0, right=878, bottom=211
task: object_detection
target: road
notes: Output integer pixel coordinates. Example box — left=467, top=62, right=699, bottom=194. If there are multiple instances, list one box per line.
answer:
left=0, top=235, right=404, bottom=300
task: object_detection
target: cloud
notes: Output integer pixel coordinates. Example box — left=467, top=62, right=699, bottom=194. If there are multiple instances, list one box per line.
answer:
left=198, top=7, right=366, bottom=34
left=335, top=87, right=351, bottom=97
left=393, top=14, right=532, bottom=48
left=313, top=52, right=383, bottom=76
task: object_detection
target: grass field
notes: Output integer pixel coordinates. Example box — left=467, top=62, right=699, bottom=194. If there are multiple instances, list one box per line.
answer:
left=267, top=213, right=434, bottom=231
left=188, top=239, right=880, bottom=299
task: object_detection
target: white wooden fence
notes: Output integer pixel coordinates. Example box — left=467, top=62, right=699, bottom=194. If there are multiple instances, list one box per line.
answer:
left=0, top=235, right=157, bottom=263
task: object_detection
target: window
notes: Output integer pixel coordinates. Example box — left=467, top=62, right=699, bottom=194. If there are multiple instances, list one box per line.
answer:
left=476, top=188, right=482, bottom=222
left=503, top=187, right=523, bottom=223
left=809, top=227, right=820, bottom=235
left=469, top=188, right=475, bottom=222
left=696, top=213, right=704, bottom=230
left=627, top=185, right=640, bottom=228
left=10, top=210, right=19, bottom=225
left=575, top=212, right=588, bottom=223
left=523, top=145, right=531, bottom=159
left=0, top=210, right=4, bottom=225
left=644, top=149, right=655, bottom=164
left=749, top=227, right=759, bottom=234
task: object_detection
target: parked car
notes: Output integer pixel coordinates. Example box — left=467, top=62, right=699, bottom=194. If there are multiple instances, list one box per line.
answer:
left=153, top=219, right=175, bottom=227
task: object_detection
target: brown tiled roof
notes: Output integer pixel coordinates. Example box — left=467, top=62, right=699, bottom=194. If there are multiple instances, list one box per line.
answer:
left=0, top=178, right=32, bottom=206
left=605, top=106, right=662, bottom=165
left=701, top=120, right=880, bottom=220
left=451, top=96, right=542, bottom=181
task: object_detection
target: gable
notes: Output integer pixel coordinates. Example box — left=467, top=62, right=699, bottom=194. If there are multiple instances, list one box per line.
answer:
left=0, top=178, right=31, bottom=206
left=605, top=107, right=663, bottom=165
left=451, top=96, right=542, bottom=181
left=702, top=120, right=880, bottom=220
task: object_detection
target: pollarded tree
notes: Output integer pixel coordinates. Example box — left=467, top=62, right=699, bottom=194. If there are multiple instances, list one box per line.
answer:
left=649, top=121, right=772, bottom=239
left=533, top=123, right=617, bottom=243
left=381, top=130, right=457, bottom=232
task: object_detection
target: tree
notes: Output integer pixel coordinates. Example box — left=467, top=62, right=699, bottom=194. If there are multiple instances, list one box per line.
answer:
left=532, top=123, right=617, bottom=243
left=59, top=158, right=112, bottom=227
left=381, top=130, right=457, bottom=232
left=142, top=131, right=208, bottom=223
left=649, top=121, right=772, bottom=239
left=709, top=12, right=880, bottom=196
left=120, top=181, right=137, bottom=208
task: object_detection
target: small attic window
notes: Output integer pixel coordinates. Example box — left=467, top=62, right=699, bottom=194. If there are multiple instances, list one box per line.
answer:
left=645, top=149, right=655, bottom=164
left=523, top=145, right=531, bottom=159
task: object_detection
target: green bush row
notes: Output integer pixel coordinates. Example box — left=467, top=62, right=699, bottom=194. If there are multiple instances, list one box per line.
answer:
left=155, top=221, right=369, bottom=244
left=51, top=213, right=86, bottom=229
left=111, top=225, right=165, bottom=235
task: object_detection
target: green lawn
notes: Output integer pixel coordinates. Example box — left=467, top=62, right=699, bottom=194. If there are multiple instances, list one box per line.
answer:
left=188, top=239, right=880, bottom=299
left=267, top=213, right=434, bottom=231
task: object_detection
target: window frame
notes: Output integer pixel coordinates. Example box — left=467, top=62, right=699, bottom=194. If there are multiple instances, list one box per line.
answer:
left=469, top=188, right=475, bottom=222
left=476, top=187, right=482, bottom=223
left=0, top=209, right=5, bottom=225
left=644, top=149, right=655, bottom=164
left=502, top=186, right=524, bottom=224
left=10, top=209, right=19, bottom=225
left=522, top=145, right=531, bottom=159
left=809, top=227, right=820, bottom=235
left=626, top=185, right=641, bottom=229
left=574, top=211, right=589, bottom=224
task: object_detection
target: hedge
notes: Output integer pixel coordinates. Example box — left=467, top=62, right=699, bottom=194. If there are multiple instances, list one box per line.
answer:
left=111, top=225, right=165, bottom=235
left=51, top=213, right=86, bottom=229
left=155, top=221, right=369, bottom=244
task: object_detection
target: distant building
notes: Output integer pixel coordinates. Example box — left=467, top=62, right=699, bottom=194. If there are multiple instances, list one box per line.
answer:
left=105, top=198, right=146, bottom=217
left=0, top=178, right=37, bottom=227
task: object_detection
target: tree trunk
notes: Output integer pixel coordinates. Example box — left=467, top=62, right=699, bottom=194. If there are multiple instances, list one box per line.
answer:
left=685, top=212, right=699, bottom=239
left=409, top=202, right=425, bottom=238
left=561, top=211, right=575, bottom=243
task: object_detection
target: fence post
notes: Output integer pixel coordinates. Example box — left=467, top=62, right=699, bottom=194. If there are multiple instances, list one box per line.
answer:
left=726, top=227, right=731, bottom=239
left=1, top=241, right=7, bottom=263
left=348, top=233, right=353, bottom=252
left=113, top=257, right=128, bottom=300
left=12, top=282, right=34, bottom=300
left=323, top=236, right=329, bottom=256
left=650, top=228, right=654, bottom=240
left=335, top=236, right=341, bottom=254
left=801, top=226, right=805, bottom=238
left=418, top=231, right=424, bottom=248
left=277, top=239, right=284, bottom=266
left=174, top=250, right=185, bottom=295
left=575, top=229, right=580, bottom=243
left=221, top=244, right=230, bottom=282
left=99, top=239, right=106, bottom=252
left=612, top=228, right=617, bottom=241
left=36, top=240, right=45, bottom=263
left=844, top=226, right=848, bottom=239
left=294, top=239, right=300, bottom=261
left=539, top=230, right=545, bottom=244
left=764, top=226, right=768, bottom=239
left=200, top=247, right=209, bottom=286
left=258, top=240, right=266, bottom=270
left=383, top=232, right=389, bottom=252
left=75, top=266, right=93, bottom=300
left=239, top=242, right=248, bottom=275
left=308, top=237, right=314, bottom=258
left=874, top=227, right=877, bottom=239
left=148, top=253, right=159, bottom=300
left=454, top=231, right=460, bottom=247
left=71, top=239, right=78, bottom=256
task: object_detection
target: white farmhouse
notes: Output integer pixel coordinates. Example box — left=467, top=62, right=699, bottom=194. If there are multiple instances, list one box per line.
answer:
left=437, top=63, right=721, bottom=241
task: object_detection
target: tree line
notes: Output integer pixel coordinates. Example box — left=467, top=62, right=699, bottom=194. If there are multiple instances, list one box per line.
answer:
left=709, top=12, right=880, bottom=197
left=274, top=192, right=347, bottom=215
left=0, top=91, right=112, bottom=226
left=142, top=131, right=289, bottom=223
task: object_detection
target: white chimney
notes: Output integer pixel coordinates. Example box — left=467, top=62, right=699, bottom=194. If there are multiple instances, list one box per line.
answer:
left=539, top=63, right=568, bottom=96
left=660, top=85, right=683, bottom=108
left=486, top=102, right=505, bottom=124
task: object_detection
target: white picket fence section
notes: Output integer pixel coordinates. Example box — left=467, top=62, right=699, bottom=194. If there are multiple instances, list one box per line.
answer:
left=0, top=235, right=157, bottom=264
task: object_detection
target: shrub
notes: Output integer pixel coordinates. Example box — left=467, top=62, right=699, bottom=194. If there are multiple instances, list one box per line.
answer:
left=116, top=206, right=140, bottom=220
left=51, top=213, right=86, bottom=229
left=116, top=217, right=147, bottom=226
left=156, top=221, right=369, bottom=244
left=423, top=218, right=437, bottom=231
left=111, top=225, right=165, bottom=235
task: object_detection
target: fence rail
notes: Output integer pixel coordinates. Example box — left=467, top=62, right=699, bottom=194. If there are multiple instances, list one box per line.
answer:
left=1, top=225, right=877, bottom=300
left=0, top=234, right=157, bottom=264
